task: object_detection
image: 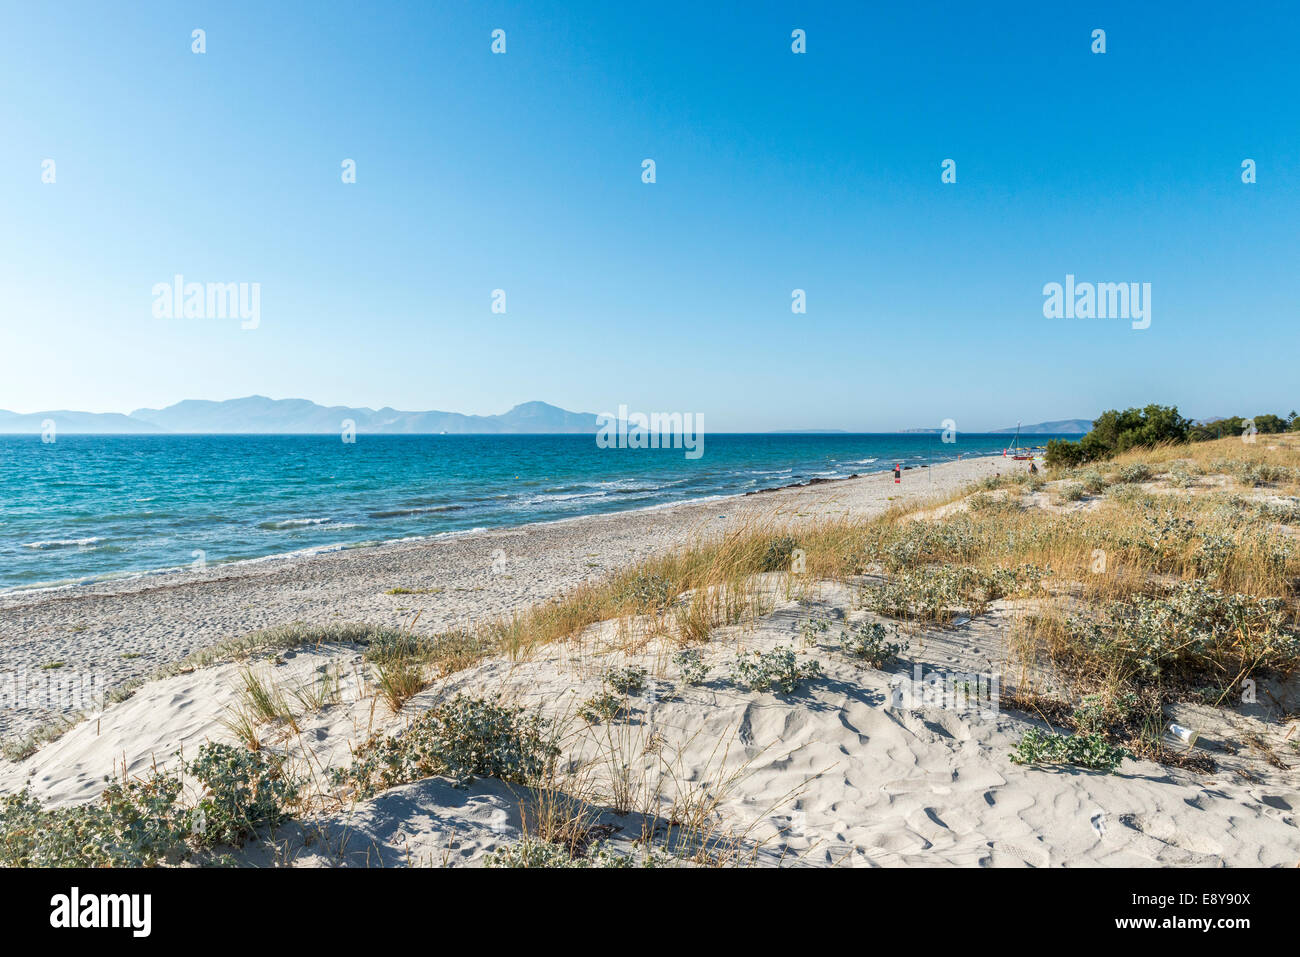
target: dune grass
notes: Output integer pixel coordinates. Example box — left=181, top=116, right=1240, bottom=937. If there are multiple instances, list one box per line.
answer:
left=362, top=438, right=1297, bottom=718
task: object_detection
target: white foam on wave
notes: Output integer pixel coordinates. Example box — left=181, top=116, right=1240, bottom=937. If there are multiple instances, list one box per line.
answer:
left=259, top=517, right=337, bottom=530
left=21, top=537, right=103, bottom=550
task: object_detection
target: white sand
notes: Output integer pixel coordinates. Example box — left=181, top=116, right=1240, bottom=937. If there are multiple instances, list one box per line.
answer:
left=4, top=580, right=1296, bottom=867
left=3, top=454, right=1297, bottom=868
left=0, top=455, right=1012, bottom=738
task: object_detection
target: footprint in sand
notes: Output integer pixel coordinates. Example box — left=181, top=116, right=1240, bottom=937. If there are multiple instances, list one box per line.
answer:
left=1120, top=812, right=1224, bottom=857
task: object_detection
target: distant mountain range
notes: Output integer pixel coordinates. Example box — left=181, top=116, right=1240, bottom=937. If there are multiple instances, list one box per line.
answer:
left=0, top=410, right=168, bottom=434
left=902, top=419, right=1093, bottom=435
left=988, top=418, right=1093, bottom=434
left=0, top=397, right=601, bottom=434
left=0, top=397, right=1098, bottom=435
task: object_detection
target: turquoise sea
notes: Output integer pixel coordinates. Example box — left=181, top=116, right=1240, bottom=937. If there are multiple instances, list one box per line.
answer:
left=0, top=433, right=1063, bottom=591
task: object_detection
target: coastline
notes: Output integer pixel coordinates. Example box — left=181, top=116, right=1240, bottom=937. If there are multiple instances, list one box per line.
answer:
left=0, top=454, right=1016, bottom=737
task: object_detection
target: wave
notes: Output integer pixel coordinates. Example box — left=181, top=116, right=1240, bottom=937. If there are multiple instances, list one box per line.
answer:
left=257, top=517, right=338, bottom=530
left=368, top=505, right=464, bottom=519
left=525, top=491, right=608, bottom=504
left=22, top=537, right=103, bottom=550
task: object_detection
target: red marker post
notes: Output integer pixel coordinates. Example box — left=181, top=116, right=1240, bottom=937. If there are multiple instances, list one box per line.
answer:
left=894, top=463, right=901, bottom=484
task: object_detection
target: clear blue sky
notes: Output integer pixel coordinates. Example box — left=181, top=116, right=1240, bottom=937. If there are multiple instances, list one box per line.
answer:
left=2, top=1, right=1297, bottom=431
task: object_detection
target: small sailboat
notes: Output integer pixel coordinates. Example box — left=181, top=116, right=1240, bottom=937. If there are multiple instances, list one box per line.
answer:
left=1005, top=422, right=1038, bottom=461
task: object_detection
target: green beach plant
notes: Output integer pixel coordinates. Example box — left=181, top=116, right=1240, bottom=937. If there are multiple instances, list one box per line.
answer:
left=730, top=646, right=821, bottom=695
left=332, top=694, right=558, bottom=798
left=1009, top=728, right=1128, bottom=773
left=840, top=620, right=908, bottom=668
left=672, top=648, right=711, bottom=685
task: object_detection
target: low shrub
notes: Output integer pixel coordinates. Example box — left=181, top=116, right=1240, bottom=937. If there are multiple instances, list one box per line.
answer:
left=1066, top=581, right=1297, bottom=683
left=731, top=646, right=822, bottom=694
left=483, top=838, right=672, bottom=868
left=333, top=694, right=558, bottom=798
left=0, top=742, right=299, bottom=866
left=615, top=573, right=676, bottom=611
left=672, top=648, right=710, bottom=685
left=188, top=743, right=299, bottom=848
left=840, top=621, right=908, bottom=668
left=577, top=690, right=627, bottom=725
left=1055, top=482, right=1087, bottom=503
left=798, top=616, right=830, bottom=646
left=858, top=563, right=1047, bottom=622
left=601, top=665, right=647, bottom=696
left=1118, top=463, right=1152, bottom=484
left=1079, top=469, right=1110, bottom=493
left=1009, top=728, right=1128, bottom=773
left=0, top=772, right=187, bottom=867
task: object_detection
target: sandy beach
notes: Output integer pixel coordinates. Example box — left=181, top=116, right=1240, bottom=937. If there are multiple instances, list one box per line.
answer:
left=3, top=447, right=1297, bottom=869
left=0, top=455, right=1011, bottom=739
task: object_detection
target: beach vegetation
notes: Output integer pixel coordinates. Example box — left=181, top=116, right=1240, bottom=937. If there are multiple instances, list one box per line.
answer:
left=1055, top=482, right=1087, bottom=503
left=730, top=646, right=822, bottom=694
left=798, top=615, right=831, bottom=646
left=188, top=742, right=299, bottom=847
left=672, top=648, right=711, bottom=685
left=601, top=665, right=648, bottom=696
left=373, top=659, right=428, bottom=713
left=857, top=563, right=1047, bottom=622
left=331, top=694, right=558, bottom=799
left=840, top=620, right=908, bottom=668
left=483, top=837, right=673, bottom=868
left=577, top=690, right=628, bottom=724
left=0, top=743, right=298, bottom=866
left=758, top=535, right=799, bottom=572
left=1009, top=728, right=1128, bottom=773
left=1046, top=405, right=1190, bottom=467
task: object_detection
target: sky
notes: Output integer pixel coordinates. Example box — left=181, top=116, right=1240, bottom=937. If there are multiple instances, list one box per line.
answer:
left=1, top=1, right=1297, bottom=431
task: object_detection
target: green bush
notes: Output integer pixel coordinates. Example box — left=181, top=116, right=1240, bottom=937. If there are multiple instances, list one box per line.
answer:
left=332, top=694, right=558, bottom=798
left=672, top=648, right=711, bottom=685
left=1056, top=482, right=1087, bottom=502
left=858, top=563, right=1048, bottom=621
left=615, top=573, right=675, bottom=611
left=1078, top=469, right=1110, bottom=493
left=840, top=621, right=908, bottom=668
left=731, top=646, right=822, bottom=694
left=1090, top=405, right=1191, bottom=454
left=1066, top=581, right=1296, bottom=683
left=483, top=838, right=673, bottom=868
left=0, top=772, right=188, bottom=867
left=577, top=690, right=627, bottom=724
left=1049, top=405, right=1191, bottom=466
left=1118, top=462, right=1152, bottom=483
left=1009, top=728, right=1128, bottom=773
left=0, top=742, right=299, bottom=866
left=601, top=665, right=647, bottom=695
left=1045, top=439, right=1087, bottom=469
left=188, top=743, right=298, bottom=847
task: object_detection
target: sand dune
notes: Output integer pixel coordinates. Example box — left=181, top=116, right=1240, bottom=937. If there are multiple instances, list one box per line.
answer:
left=3, top=452, right=1297, bottom=868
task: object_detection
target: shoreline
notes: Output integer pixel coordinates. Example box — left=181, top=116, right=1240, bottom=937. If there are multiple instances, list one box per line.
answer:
left=0, top=454, right=1018, bottom=737
left=0, top=461, right=918, bottom=603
